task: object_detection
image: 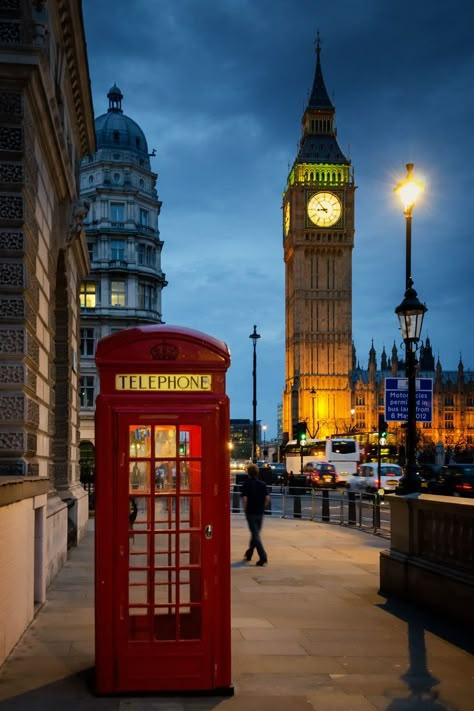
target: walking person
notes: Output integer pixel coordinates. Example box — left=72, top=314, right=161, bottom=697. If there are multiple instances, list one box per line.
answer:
left=241, top=463, right=270, bottom=566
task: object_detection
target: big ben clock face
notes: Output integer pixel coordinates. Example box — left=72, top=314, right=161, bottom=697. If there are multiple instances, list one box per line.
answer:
left=284, top=201, right=290, bottom=236
left=307, top=191, right=342, bottom=227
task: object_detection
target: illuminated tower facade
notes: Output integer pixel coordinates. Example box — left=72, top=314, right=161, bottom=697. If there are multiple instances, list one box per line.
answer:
left=282, top=41, right=355, bottom=440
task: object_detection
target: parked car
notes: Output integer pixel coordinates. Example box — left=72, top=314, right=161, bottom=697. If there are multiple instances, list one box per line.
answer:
left=417, top=463, right=442, bottom=491
left=268, top=462, right=288, bottom=485
left=346, top=463, right=403, bottom=494
left=304, top=461, right=339, bottom=489
left=426, top=464, right=474, bottom=497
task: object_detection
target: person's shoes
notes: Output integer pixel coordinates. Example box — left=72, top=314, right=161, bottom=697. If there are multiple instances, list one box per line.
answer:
left=244, top=549, right=253, bottom=561
left=256, top=559, right=267, bottom=566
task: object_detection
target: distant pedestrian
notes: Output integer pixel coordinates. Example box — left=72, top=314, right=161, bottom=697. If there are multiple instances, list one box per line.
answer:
left=241, top=463, right=270, bottom=566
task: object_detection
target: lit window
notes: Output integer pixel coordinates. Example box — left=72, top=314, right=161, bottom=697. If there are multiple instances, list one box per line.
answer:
left=80, top=282, right=96, bottom=308
left=80, top=328, right=95, bottom=357
left=445, top=413, right=454, bottom=430
left=111, top=281, right=126, bottom=306
left=110, top=202, right=125, bottom=222
left=80, top=376, right=95, bottom=408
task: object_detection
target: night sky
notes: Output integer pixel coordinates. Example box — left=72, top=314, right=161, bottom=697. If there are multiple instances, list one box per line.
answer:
left=83, top=0, right=474, bottom=438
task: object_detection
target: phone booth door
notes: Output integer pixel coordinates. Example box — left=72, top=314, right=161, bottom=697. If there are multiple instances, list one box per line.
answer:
left=114, top=411, right=219, bottom=691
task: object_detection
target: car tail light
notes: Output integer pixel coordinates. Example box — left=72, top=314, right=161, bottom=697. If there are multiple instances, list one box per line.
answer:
left=455, top=482, right=472, bottom=491
left=334, top=474, right=340, bottom=482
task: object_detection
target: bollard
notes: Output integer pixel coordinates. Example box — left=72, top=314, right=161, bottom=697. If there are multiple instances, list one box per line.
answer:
left=322, top=489, right=330, bottom=521
left=348, top=490, right=356, bottom=525
left=289, top=487, right=302, bottom=518
left=264, top=486, right=272, bottom=515
left=372, top=493, right=381, bottom=529
left=232, top=484, right=240, bottom=513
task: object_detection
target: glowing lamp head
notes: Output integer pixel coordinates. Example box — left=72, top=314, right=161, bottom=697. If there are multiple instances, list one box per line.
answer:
left=394, top=162, right=424, bottom=213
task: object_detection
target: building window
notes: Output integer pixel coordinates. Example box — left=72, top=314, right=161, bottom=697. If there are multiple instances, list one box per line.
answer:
left=88, top=175, right=93, bottom=185
left=356, top=394, right=365, bottom=406
left=138, top=282, right=155, bottom=310
left=111, top=280, right=126, bottom=306
left=137, top=243, right=145, bottom=264
left=80, top=282, right=96, bottom=308
left=445, top=413, right=454, bottom=430
left=113, top=130, right=120, bottom=144
left=87, top=241, right=94, bottom=262
left=80, top=376, right=95, bottom=408
left=146, top=246, right=155, bottom=266
left=139, top=178, right=144, bottom=188
left=140, top=208, right=149, bottom=226
left=467, top=397, right=474, bottom=407
left=111, top=239, right=126, bottom=261
left=80, top=328, right=95, bottom=357
left=110, top=202, right=125, bottom=222
left=113, top=172, right=120, bottom=183
left=445, top=395, right=454, bottom=406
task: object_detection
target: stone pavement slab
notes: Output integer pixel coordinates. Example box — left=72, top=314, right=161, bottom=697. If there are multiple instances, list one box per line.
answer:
left=0, top=516, right=473, bottom=710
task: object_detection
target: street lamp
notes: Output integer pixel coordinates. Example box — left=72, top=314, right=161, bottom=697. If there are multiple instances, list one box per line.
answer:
left=262, top=424, right=267, bottom=461
left=310, top=387, right=317, bottom=438
left=394, top=163, right=427, bottom=494
left=249, top=325, right=260, bottom=463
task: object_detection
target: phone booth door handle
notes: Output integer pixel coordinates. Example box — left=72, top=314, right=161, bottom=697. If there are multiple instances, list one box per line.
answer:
left=205, top=524, right=213, bottom=539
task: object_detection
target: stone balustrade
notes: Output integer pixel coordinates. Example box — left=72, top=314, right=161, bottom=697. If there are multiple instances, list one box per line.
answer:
left=380, top=493, right=474, bottom=626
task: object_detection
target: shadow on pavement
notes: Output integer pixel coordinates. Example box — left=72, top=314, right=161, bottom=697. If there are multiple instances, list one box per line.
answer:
left=379, top=596, right=472, bottom=711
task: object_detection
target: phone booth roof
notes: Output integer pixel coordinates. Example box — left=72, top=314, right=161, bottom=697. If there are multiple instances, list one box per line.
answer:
left=95, top=324, right=231, bottom=395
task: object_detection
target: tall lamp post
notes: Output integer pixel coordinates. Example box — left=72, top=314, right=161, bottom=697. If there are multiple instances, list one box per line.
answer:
left=394, top=163, right=427, bottom=494
left=249, top=325, right=260, bottom=463
left=262, top=424, right=267, bottom=461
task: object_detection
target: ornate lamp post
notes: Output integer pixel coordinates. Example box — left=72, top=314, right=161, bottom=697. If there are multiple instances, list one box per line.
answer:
left=394, top=164, right=427, bottom=494
left=249, top=325, right=260, bottom=462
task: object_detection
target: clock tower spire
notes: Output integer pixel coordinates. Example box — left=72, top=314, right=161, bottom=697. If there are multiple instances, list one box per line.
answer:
left=282, top=40, right=355, bottom=441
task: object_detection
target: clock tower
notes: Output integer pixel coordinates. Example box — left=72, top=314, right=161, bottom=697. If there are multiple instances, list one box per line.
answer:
left=283, top=39, right=355, bottom=440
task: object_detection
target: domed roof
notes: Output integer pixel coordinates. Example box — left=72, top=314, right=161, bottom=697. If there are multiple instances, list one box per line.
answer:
left=94, top=84, right=149, bottom=158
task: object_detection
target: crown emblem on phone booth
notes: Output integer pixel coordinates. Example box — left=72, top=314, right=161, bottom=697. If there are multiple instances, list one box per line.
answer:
left=150, top=341, right=178, bottom=360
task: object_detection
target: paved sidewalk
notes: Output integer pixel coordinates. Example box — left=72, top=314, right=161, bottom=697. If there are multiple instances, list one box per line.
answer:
left=0, top=516, right=473, bottom=710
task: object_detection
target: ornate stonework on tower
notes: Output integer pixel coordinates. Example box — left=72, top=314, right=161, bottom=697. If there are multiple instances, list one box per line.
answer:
left=282, top=40, right=355, bottom=440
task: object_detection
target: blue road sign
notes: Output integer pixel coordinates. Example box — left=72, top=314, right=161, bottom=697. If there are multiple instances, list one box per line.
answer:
left=385, top=377, right=433, bottom=422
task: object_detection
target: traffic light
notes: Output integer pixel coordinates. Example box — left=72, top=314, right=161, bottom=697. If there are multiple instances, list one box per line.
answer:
left=378, top=413, right=388, bottom=440
left=294, top=421, right=307, bottom=444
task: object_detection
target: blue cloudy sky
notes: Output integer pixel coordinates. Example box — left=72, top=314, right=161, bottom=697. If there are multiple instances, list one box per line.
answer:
left=83, top=0, right=474, bottom=438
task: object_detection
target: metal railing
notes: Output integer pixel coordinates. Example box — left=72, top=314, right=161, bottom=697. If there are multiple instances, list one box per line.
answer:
left=231, top=484, right=391, bottom=538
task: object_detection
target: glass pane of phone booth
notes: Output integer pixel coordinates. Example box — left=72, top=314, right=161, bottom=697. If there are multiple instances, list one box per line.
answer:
left=127, top=424, right=202, bottom=642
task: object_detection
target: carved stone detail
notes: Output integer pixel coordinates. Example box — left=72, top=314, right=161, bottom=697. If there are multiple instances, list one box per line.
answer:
left=27, top=398, right=39, bottom=427
left=0, top=194, right=22, bottom=219
left=0, top=297, right=24, bottom=318
left=0, top=262, right=24, bottom=286
left=0, top=92, right=22, bottom=116
left=0, top=395, right=23, bottom=419
left=0, top=230, right=23, bottom=249
left=0, top=1, right=21, bottom=11
left=0, top=126, right=22, bottom=152
left=0, top=459, right=25, bottom=475
left=0, top=162, right=22, bottom=182
left=0, top=363, right=24, bottom=384
left=0, top=21, right=21, bottom=44
left=0, top=327, right=24, bottom=353
left=67, top=200, right=89, bottom=244
left=0, top=432, right=23, bottom=450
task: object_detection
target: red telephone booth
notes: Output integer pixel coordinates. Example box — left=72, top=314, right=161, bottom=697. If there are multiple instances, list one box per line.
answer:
left=94, top=325, right=232, bottom=695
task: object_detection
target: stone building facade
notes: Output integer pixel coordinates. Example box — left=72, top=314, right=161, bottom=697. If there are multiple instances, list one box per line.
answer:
left=0, top=0, right=95, bottom=665
left=78, top=85, right=167, bottom=453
